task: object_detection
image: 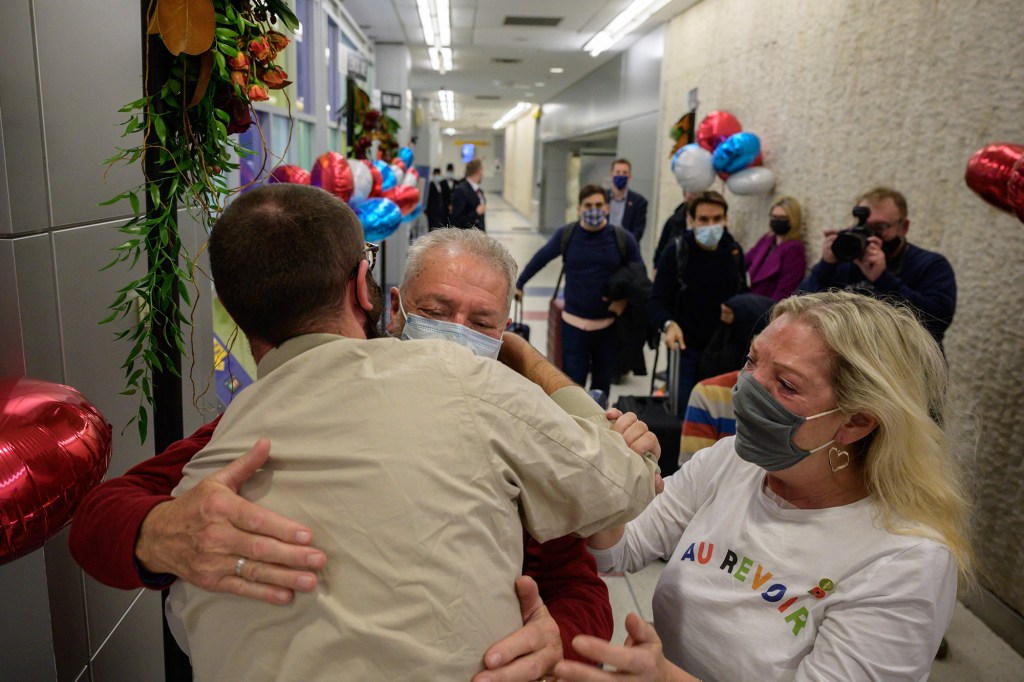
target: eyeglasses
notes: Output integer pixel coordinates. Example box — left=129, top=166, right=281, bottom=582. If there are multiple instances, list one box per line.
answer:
left=361, top=242, right=379, bottom=272
left=866, top=220, right=903, bottom=233
left=350, top=242, right=379, bottom=278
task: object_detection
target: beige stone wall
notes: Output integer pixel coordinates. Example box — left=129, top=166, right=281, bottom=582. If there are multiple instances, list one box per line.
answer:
left=503, top=109, right=538, bottom=219
left=656, top=0, right=1024, bottom=611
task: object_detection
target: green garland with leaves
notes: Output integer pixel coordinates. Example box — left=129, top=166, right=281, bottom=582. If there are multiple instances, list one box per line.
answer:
left=102, top=0, right=297, bottom=441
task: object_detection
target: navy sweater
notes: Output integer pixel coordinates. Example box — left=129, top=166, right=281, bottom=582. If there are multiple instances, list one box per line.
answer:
left=798, top=243, right=956, bottom=344
left=517, top=222, right=641, bottom=320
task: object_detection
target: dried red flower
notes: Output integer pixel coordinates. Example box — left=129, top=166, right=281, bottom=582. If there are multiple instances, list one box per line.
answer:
left=227, top=53, right=250, bottom=71
left=266, top=30, right=290, bottom=52
left=262, top=66, right=288, bottom=90
left=248, top=84, right=270, bottom=102
left=225, top=98, right=253, bottom=135
left=248, top=37, right=272, bottom=62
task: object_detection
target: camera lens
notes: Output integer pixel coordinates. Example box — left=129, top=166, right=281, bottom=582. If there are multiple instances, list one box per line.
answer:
left=832, top=230, right=866, bottom=262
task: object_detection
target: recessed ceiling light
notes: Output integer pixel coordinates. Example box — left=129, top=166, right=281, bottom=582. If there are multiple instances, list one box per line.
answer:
left=443, top=127, right=456, bottom=136
left=549, top=67, right=564, bottom=74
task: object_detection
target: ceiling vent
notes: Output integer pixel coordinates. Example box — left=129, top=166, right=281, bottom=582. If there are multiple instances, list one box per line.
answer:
left=475, top=95, right=501, bottom=100
left=491, top=57, right=523, bottom=64
left=503, top=16, right=562, bottom=27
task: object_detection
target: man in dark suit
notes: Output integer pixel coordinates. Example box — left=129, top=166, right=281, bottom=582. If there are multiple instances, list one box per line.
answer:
left=450, top=159, right=486, bottom=231
left=425, top=168, right=451, bottom=229
left=607, top=158, right=648, bottom=242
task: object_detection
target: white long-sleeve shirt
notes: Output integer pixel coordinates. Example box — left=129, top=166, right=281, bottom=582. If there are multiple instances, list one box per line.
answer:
left=591, top=437, right=957, bottom=681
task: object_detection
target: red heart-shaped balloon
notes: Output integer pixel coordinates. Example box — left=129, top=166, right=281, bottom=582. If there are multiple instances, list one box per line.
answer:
left=697, top=110, right=742, bottom=152
left=364, top=159, right=384, bottom=198
left=269, top=164, right=312, bottom=186
left=309, top=152, right=353, bottom=201
left=965, top=143, right=1023, bottom=213
left=1005, top=155, right=1024, bottom=224
left=0, top=378, right=112, bottom=565
left=383, top=184, right=421, bottom=216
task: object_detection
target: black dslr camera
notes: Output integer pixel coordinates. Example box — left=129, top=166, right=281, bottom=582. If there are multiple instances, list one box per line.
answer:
left=831, top=206, right=874, bottom=262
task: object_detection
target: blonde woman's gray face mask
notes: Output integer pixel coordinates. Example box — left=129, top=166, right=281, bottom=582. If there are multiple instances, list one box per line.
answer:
left=731, top=370, right=839, bottom=471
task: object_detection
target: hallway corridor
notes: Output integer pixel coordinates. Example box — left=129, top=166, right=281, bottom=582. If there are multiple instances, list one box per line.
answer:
left=484, top=193, right=1024, bottom=681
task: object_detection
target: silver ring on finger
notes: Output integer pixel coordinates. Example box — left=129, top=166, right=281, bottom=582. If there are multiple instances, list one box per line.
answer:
left=234, top=556, right=247, bottom=578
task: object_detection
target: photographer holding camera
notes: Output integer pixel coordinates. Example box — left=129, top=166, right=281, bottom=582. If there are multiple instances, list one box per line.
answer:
left=799, top=187, right=956, bottom=346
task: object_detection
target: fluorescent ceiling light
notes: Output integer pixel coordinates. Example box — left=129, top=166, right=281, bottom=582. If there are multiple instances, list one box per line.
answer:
left=416, top=0, right=435, bottom=45
left=492, top=102, right=532, bottom=130
left=584, top=0, right=672, bottom=57
left=418, top=0, right=452, bottom=73
left=443, top=127, right=456, bottom=136
left=429, top=46, right=452, bottom=73
left=549, top=67, right=564, bottom=74
left=436, top=0, right=451, bottom=46
left=438, top=89, right=455, bottom=121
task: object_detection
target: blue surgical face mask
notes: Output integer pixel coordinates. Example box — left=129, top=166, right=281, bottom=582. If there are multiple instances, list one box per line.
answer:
left=731, top=370, right=840, bottom=471
left=694, top=224, right=724, bottom=249
left=398, top=293, right=503, bottom=360
left=581, top=208, right=608, bottom=228
left=612, top=175, right=629, bottom=191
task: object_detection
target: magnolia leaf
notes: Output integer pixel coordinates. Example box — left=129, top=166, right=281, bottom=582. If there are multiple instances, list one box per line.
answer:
left=187, top=50, right=215, bottom=109
left=157, top=0, right=215, bottom=56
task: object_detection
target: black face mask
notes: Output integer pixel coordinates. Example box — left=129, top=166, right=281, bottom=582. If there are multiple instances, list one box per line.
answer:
left=881, top=235, right=904, bottom=260
left=769, top=218, right=790, bottom=236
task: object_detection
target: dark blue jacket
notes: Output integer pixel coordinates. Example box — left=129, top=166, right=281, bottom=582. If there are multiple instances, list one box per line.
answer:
left=608, top=190, right=648, bottom=242
left=648, top=230, right=747, bottom=353
left=798, top=243, right=956, bottom=344
left=450, top=179, right=484, bottom=230
left=517, top=222, right=642, bottom=320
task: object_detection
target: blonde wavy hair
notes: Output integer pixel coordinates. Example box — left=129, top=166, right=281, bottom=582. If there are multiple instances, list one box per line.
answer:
left=770, top=196, right=803, bottom=240
left=773, top=291, right=974, bottom=581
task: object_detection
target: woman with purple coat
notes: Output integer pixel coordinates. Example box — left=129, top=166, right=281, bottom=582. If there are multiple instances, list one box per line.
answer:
left=746, top=196, right=807, bottom=301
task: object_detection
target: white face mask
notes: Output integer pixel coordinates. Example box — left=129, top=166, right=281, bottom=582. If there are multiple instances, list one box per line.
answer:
left=398, top=293, right=503, bottom=360
left=694, top=224, right=724, bottom=249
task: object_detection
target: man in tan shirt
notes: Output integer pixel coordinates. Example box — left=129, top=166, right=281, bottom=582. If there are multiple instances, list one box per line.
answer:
left=166, top=185, right=658, bottom=680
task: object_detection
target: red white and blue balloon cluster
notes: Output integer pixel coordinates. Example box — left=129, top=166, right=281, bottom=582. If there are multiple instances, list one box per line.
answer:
left=268, top=146, right=422, bottom=242
left=671, top=111, right=775, bottom=196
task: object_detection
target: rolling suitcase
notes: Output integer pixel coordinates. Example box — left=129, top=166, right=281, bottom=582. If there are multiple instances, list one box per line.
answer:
left=613, top=342, right=684, bottom=478
left=507, top=298, right=530, bottom=341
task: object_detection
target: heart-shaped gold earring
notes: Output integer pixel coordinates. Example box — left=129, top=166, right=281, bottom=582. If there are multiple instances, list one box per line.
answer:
left=828, top=446, right=850, bottom=473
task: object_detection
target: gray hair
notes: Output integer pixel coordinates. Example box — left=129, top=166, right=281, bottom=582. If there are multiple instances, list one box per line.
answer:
left=401, top=228, right=519, bottom=312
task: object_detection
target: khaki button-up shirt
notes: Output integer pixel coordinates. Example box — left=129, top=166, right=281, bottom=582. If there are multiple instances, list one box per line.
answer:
left=168, top=334, right=655, bottom=680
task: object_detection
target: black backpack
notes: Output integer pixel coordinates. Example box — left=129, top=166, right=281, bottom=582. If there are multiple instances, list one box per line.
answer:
left=674, top=232, right=748, bottom=295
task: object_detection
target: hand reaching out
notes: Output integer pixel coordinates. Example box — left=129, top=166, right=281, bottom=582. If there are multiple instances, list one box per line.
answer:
left=134, top=438, right=326, bottom=605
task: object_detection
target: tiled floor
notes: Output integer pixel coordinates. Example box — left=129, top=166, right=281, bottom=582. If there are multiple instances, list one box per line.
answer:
left=487, top=194, right=1024, bottom=680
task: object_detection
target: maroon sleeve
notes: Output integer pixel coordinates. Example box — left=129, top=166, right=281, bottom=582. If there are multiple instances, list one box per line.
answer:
left=771, top=240, right=809, bottom=302
left=68, top=417, right=221, bottom=589
left=523, top=533, right=614, bottom=665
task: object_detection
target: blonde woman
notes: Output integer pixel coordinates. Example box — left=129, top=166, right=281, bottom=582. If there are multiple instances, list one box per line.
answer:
left=555, top=290, right=973, bottom=682
left=746, top=196, right=807, bottom=301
